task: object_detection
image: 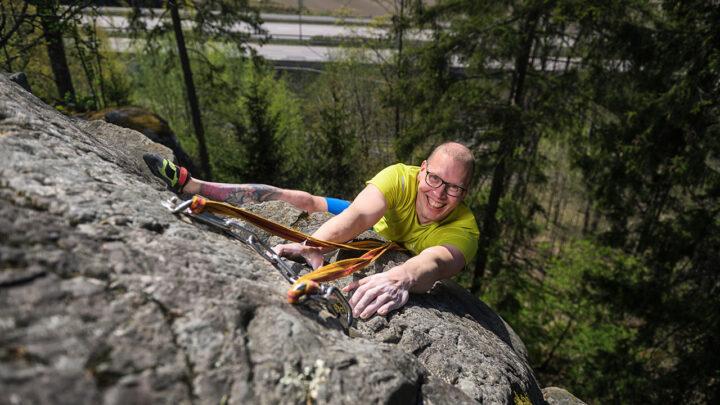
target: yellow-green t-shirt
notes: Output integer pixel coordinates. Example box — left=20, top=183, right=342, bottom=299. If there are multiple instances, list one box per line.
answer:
left=367, top=163, right=479, bottom=264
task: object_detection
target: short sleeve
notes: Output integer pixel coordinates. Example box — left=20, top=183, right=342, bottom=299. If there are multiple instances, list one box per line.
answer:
left=419, top=204, right=480, bottom=264
left=432, top=227, right=478, bottom=264
left=366, top=164, right=402, bottom=209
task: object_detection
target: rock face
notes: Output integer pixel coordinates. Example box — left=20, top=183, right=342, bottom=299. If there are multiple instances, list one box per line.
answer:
left=0, top=73, right=545, bottom=404
left=542, top=387, right=586, bottom=405
left=82, top=106, right=198, bottom=175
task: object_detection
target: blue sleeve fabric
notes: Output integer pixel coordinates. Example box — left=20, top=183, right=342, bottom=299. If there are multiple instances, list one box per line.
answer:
left=325, top=197, right=351, bottom=215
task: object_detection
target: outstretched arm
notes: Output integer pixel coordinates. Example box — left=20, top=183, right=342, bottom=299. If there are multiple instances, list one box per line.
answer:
left=275, top=184, right=466, bottom=319
left=312, top=185, right=387, bottom=247
left=184, top=179, right=328, bottom=213
left=272, top=185, right=387, bottom=268
left=343, top=244, right=466, bottom=319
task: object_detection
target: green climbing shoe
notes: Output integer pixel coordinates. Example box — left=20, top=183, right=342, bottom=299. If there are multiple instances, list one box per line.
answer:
left=143, top=153, right=191, bottom=193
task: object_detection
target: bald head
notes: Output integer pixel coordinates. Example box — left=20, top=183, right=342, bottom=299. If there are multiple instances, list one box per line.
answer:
left=427, top=142, right=475, bottom=186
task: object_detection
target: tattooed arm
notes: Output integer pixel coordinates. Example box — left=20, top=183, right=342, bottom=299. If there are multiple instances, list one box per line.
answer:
left=183, top=179, right=328, bottom=212
left=198, top=183, right=280, bottom=206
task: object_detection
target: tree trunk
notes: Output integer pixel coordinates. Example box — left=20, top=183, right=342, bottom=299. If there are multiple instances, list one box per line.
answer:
left=393, top=0, right=404, bottom=141
left=72, top=27, right=99, bottom=111
left=471, top=6, right=542, bottom=293
left=582, top=198, right=592, bottom=234
left=472, top=132, right=511, bottom=292
left=551, top=176, right=564, bottom=226
left=38, top=2, right=75, bottom=104
left=0, top=1, right=30, bottom=51
left=168, top=0, right=212, bottom=180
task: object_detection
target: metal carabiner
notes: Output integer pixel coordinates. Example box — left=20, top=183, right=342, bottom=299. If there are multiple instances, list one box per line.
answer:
left=163, top=196, right=194, bottom=214
left=325, top=286, right=354, bottom=330
left=309, top=285, right=353, bottom=330
left=246, top=234, right=299, bottom=284
left=162, top=197, right=354, bottom=331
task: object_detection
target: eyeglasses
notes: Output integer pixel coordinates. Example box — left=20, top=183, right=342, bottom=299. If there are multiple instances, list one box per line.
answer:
left=425, top=169, right=466, bottom=197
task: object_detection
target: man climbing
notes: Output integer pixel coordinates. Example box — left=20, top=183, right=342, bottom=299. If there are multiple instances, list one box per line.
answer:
left=143, top=141, right=479, bottom=319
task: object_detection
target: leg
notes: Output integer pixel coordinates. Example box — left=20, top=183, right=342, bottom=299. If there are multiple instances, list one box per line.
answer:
left=185, top=178, right=328, bottom=213
left=143, top=153, right=331, bottom=212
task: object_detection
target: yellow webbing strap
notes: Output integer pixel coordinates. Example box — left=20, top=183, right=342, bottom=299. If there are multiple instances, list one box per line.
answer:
left=188, top=196, right=401, bottom=303
left=190, top=195, right=384, bottom=251
left=286, top=241, right=398, bottom=303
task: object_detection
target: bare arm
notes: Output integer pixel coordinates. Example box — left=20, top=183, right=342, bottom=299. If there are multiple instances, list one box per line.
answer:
left=393, top=244, right=466, bottom=292
left=272, top=184, right=387, bottom=267
left=343, top=245, right=466, bottom=319
left=185, top=179, right=328, bottom=212
left=198, top=183, right=280, bottom=206
left=311, top=184, right=387, bottom=251
left=273, top=183, right=466, bottom=318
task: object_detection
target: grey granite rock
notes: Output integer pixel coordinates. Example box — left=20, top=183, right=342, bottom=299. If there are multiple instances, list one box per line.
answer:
left=0, top=73, right=545, bottom=404
left=542, top=387, right=586, bottom=405
left=81, top=106, right=198, bottom=175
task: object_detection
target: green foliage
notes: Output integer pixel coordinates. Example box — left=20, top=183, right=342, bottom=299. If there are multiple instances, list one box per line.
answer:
left=229, top=60, right=296, bottom=185
left=100, top=57, right=133, bottom=107
left=400, top=0, right=603, bottom=291
left=0, top=2, right=130, bottom=110
left=128, top=36, right=195, bottom=151
left=284, top=56, right=398, bottom=198
left=301, top=86, right=359, bottom=197
left=11, top=2, right=720, bottom=402
left=203, top=53, right=305, bottom=186
left=566, top=1, right=720, bottom=402
left=291, top=62, right=361, bottom=197
left=485, top=240, right=646, bottom=402
left=127, top=39, right=397, bottom=195
left=129, top=42, right=305, bottom=185
left=0, top=1, right=51, bottom=95
left=66, top=13, right=132, bottom=109
left=126, top=0, right=266, bottom=179
left=417, top=1, right=719, bottom=402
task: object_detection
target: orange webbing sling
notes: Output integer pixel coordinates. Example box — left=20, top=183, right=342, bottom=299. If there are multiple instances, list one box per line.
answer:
left=188, top=196, right=402, bottom=303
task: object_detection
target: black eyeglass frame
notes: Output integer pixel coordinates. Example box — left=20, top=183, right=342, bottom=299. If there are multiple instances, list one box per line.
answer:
left=424, top=168, right=467, bottom=197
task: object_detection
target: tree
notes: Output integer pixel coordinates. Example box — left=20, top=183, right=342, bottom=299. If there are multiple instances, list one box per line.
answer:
left=35, top=0, right=76, bottom=104
left=493, top=240, right=646, bottom=402
left=128, top=0, right=265, bottom=180
left=233, top=61, right=282, bottom=185
left=372, top=0, right=418, bottom=143
left=570, top=0, right=720, bottom=401
left=166, top=0, right=208, bottom=178
left=1, top=1, right=92, bottom=105
left=400, top=0, right=593, bottom=292
left=304, top=84, right=360, bottom=198
left=0, top=0, right=31, bottom=70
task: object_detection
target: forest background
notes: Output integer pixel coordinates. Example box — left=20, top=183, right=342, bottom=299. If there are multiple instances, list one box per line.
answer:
left=1, top=0, right=718, bottom=403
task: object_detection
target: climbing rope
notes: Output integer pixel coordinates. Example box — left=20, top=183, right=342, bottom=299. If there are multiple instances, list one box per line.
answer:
left=163, top=196, right=402, bottom=330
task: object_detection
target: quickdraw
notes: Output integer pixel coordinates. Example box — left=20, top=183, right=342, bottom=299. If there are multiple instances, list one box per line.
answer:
left=163, top=196, right=402, bottom=331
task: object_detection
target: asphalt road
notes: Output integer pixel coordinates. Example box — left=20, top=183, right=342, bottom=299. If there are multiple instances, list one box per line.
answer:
left=84, top=10, right=430, bottom=42
left=84, top=9, right=427, bottom=64
left=106, top=36, right=392, bottom=64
